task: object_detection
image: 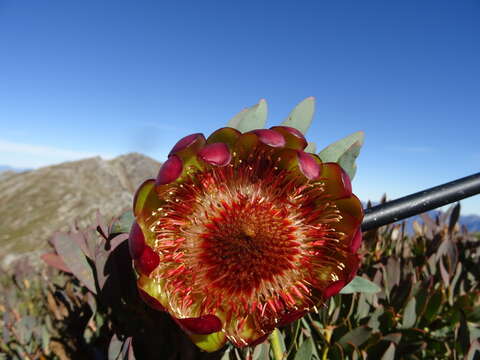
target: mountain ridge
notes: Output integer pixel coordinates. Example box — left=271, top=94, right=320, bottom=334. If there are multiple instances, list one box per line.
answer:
left=0, top=153, right=161, bottom=267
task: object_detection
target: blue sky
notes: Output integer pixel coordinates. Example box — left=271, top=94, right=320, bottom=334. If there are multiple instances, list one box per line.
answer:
left=0, top=0, right=479, bottom=214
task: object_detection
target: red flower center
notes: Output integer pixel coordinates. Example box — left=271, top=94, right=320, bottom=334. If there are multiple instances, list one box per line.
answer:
left=197, top=192, right=301, bottom=297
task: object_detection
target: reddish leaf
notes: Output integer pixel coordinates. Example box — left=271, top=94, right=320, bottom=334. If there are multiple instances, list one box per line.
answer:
left=96, top=210, right=109, bottom=240
left=53, top=232, right=96, bottom=294
left=41, top=253, right=71, bottom=273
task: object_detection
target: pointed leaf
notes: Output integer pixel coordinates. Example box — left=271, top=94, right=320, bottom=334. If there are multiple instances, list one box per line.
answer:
left=253, top=343, right=270, bottom=360
left=386, top=257, right=401, bottom=293
left=120, top=337, right=134, bottom=360
left=304, top=142, right=317, bottom=153
left=318, top=131, right=365, bottom=163
left=108, top=334, right=123, bottom=360
left=281, top=97, right=315, bottom=134
left=41, top=253, right=71, bottom=273
left=381, top=343, right=396, bottom=360
left=95, top=234, right=128, bottom=291
left=227, top=99, right=268, bottom=132
left=227, top=108, right=248, bottom=129
left=128, top=341, right=136, bottom=360
left=423, top=290, right=443, bottom=322
left=84, top=229, right=100, bottom=262
left=294, top=338, right=313, bottom=360
left=337, top=140, right=362, bottom=180
left=383, top=333, right=402, bottom=344
left=340, top=276, right=381, bottom=294
left=338, top=326, right=372, bottom=347
left=41, top=326, right=50, bottom=353
left=401, top=297, right=417, bottom=328
left=448, top=202, right=461, bottom=234
left=458, top=312, right=471, bottom=354
left=110, top=211, right=135, bottom=234
left=467, top=340, right=480, bottom=360
left=53, top=233, right=96, bottom=294
left=96, top=210, right=109, bottom=239
left=71, top=232, right=92, bottom=259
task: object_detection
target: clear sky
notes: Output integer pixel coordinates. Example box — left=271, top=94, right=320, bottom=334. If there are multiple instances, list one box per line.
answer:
left=0, top=0, right=479, bottom=214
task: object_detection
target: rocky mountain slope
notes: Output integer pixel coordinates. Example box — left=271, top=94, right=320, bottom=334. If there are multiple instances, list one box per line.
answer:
left=0, top=153, right=161, bottom=266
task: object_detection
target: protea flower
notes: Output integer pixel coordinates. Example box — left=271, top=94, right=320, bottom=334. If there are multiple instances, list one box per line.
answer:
left=128, top=122, right=363, bottom=352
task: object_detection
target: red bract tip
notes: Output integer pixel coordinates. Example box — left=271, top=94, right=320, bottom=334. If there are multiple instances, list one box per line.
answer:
left=346, top=255, right=360, bottom=282
left=349, top=227, right=362, bottom=253
left=137, top=246, right=160, bottom=276
left=270, top=126, right=307, bottom=150
left=176, top=315, right=222, bottom=335
left=169, top=133, right=205, bottom=156
left=252, top=129, right=286, bottom=147
left=278, top=309, right=308, bottom=327
left=129, top=222, right=145, bottom=259
left=156, top=155, right=183, bottom=186
left=138, top=289, right=165, bottom=311
left=248, top=333, right=270, bottom=346
left=198, top=143, right=231, bottom=166
left=297, top=151, right=321, bottom=180
left=324, top=280, right=346, bottom=298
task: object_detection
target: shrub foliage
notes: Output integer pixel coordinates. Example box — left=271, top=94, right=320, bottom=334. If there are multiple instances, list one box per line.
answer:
left=1, top=204, right=479, bottom=359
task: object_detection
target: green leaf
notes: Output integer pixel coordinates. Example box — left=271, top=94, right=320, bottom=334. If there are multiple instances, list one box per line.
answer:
left=340, top=276, right=381, bottom=294
left=467, top=340, right=480, bottom=360
left=281, top=97, right=315, bottom=134
left=253, top=343, right=270, bottom=360
left=53, top=233, right=96, bottom=294
left=423, top=290, right=443, bottom=322
left=401, top=297, right=417, bottom=328
left=318, top=131, right=364, bottom=162
left=448, top=202, right=461, bottom=233
left=380, top=343, right=395, bottom=360
left=110, top=210, right=135, bottom=234
left=367, top=307, right=396, bottom=333
left=41, top=326, right=50, bottom=353
left=108, top=334, right=123, bottom=360
left=383, top=333, right=402, bottom=345
left=294, top=338, right=313, bottom=360
left=337, top=140, right=362, bottom=180
left=458, top=312, right=471, bottom=354
left=304, top=142, right=317, bottom=153
left=338, top=326, right=372, bottom=347
left=120, top=337, right=134, bottom=360
left=220, top=348, right=232, bottom=360
left=227, top=99, right=268, bottom=132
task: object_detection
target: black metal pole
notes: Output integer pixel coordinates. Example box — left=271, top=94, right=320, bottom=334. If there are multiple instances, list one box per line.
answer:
left=361, top=172, right=480, bottom=232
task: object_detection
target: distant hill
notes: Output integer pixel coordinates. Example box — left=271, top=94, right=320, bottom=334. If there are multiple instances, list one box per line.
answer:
left=0, top=153, right=161, bottom=267
left=0, top=165, right=15, bottom=172
left=0, top=165, right=31, bottom=172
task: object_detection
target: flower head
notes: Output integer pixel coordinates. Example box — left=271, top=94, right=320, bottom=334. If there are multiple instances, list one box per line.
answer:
left=129, top=125, right=363, bottom=351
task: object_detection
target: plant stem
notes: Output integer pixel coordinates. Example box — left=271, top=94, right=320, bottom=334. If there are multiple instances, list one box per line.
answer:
left=270, top=328, right=284, bottom=360
left=321, top=347, right=329, bottom=360
left=286, top=320, right=301, bottom=355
